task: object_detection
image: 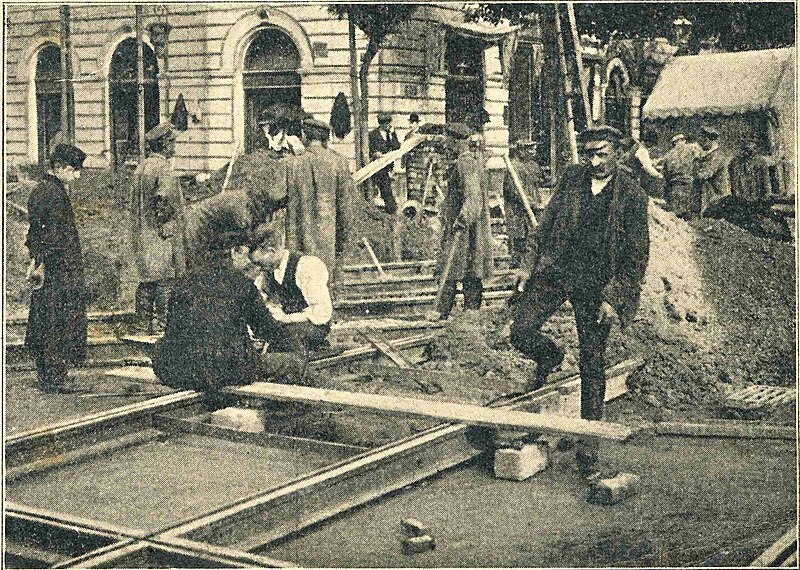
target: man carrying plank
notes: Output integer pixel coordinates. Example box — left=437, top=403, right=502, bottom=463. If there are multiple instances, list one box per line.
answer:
left=510, top=125, right=649, bottom=478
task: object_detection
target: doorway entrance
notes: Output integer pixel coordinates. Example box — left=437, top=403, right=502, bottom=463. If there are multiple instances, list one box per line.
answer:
left=445, top=33, right=485, bottom=129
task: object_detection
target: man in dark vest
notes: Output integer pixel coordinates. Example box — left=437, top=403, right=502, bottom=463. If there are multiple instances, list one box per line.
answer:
left=249, top=222, right=333, bottom=354
left=368, top=111, right=401, bottom=214
left=510, top=125, right=649, bottom=479
left=25, top=144, right=89, bottom=393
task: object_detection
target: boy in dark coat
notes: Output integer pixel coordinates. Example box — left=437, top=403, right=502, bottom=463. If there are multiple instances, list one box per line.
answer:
left=510, top=125, right=649, bottom=478
left=25, top=144, right=88, bottom=393
left=368, top=111, right=401, bottom=213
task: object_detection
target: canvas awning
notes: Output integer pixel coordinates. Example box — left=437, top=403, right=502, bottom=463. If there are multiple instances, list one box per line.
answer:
left=426, top=4, right=520, bottom=41
left=643, top=47, right=795, bottom=119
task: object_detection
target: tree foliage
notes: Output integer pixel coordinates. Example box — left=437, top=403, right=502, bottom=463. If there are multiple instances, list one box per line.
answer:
left=476, top=3, right=795, bottom=52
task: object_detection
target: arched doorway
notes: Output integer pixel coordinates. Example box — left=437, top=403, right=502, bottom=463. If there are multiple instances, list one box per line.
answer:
left=605, top=66, right=628, bottom=134
left=243, top=27, right=302, bottom=153
left=108, top=38, right=159, bottom=167
left=35, top=44, right=62, bottom=164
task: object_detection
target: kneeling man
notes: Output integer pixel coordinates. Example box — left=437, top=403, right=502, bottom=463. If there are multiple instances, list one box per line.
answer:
left=249, top=223, right=333, bottom=353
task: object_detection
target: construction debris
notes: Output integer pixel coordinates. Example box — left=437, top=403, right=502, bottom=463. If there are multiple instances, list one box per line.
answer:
left=494, top=442, right=550, bottom=481
left=587, top=472, right=641, bottom=505
left=402, top=534, right=436, bottom=555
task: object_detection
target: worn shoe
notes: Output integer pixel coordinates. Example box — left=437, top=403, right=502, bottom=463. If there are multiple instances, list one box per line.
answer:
left=527, top=350, right=565, bottom=391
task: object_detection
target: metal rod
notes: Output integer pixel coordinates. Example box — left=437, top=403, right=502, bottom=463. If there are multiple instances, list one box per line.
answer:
left=135, top=5, right=146, bottom=163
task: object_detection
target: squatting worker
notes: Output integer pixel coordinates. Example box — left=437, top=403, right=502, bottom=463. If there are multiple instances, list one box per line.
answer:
left=503, top=138, right=543, bottom=268
left=250, top=222, right=333, bottom=354
left=151, top=234, right=300, bottom=401
left=286, top=117, right=354, bottom=281
left=368, top=111, right=401, bottom=214
left=25, top=144, right=89, bottom=393
left=427, top=122, right=494, bottom=321
left=130, top=121, right=187, bottom=333
left=509, top=125, right=649, bottom=479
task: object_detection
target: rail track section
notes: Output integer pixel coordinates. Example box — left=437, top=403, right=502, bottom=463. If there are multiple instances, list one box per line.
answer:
left=5, top=337, right=642, bottom=567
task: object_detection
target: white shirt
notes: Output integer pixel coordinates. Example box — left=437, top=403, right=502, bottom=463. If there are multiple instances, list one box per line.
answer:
left=591, top=175, right=613, bottom=196
left=254, top=250, right=333, bottom=325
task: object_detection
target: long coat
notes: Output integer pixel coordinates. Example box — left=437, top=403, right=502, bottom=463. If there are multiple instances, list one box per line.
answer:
left=435, top=147, right=494, bottom=281
left=25, top=174, right=88, bottom=364
left=286, top=142, right=354, bottom=276
left=130, top=153, right=187, bottom=282
left=503, top=157, right=542, bottom=241
left=523, top=165, right=649, bottom=328
left=695, top=147, right=731, bottom=214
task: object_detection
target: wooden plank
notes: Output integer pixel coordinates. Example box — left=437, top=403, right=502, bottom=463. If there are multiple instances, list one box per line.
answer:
left=357, top=331, right=414, bottom=367
left=750, top=525, right=798, bottom=567
left=225, top=382, right=637, bottom=441
left=653, top=421, right=796, bottom=441
left=352, top=134, right=435, bottom=186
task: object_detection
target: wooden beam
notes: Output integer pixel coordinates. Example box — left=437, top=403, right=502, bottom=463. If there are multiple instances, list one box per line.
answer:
left=653, top=421, right=796, bottom=441
left=750, top=525, right=797, bottom=567
left=352, top=134, right=434, bottom=186
left=224, top=382, right=637, bottom=441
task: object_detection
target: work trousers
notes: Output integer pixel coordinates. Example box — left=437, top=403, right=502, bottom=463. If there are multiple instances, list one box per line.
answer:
left=265, top=321, right=331, bottom=354
left=33, top=353, right=68, bottom=389
left=135, top=280, right=174, bottom=334
left=509, top=274, right=611, bottom=421
left=374, top=172, right=397, bottom=215
left=436, top=276, right=483, bottom=317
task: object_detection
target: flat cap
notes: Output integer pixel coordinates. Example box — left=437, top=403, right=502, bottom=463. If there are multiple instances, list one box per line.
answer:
left=671, top=133, right=686, bottom=143
left=377, top=110, right=392, bottom=124
left=302, top=117, right=331, bottom=133
left=50, top=144, right=86, bottom=169
left=700, top=125, right=719, bottom=139
left=445, top=122, right=472, bottom=140
left=577, top=125, right=624, bottom=145
left=145, top=121, right=177, bottom=143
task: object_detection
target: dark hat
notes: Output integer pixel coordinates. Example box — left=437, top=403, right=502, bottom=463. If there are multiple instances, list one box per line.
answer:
left=700, top=125, right=719, bottom=140
left=377, top=111, right=392, bottom=124
left=409, top=112, right=420, bottom=123
left=445, top=122, right=472, bottom=140
left=577, top=125, right=624, bottom=145
left=302, top=117, right=331, bottom=135
left=145, top=121, right=177, bottom=143
left=50, top=144, right=86, bottom=169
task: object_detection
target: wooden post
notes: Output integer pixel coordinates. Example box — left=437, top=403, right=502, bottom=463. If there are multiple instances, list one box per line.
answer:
left=135, top=5, right=146, bottom=163
left=59, top=5, right=74, bottom=145
left=567, top=3, right=592, bottom=129
left=348, top=14, right=365, bottom=170
left=554, top=4, right=578, bottom=164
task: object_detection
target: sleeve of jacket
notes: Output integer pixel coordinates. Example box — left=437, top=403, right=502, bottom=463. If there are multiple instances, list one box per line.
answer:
left=602, top=189, right=649, bottom=329
left=520, top=170, right=567, bottom=270
left=456, top=156, right=482, bottom=224
left=26, top=183, right=68, bottom=265
left=368, top=129, right=381, bottom=159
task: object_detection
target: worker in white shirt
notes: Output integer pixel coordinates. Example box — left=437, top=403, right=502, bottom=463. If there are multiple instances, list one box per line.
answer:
left=248, top=222, right=333, bottom=353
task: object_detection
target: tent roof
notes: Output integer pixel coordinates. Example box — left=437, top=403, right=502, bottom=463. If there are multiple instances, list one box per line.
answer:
left=643, top=48, right=795, bottom=119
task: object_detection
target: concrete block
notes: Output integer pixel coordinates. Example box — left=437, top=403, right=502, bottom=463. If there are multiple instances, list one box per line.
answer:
left=400, top=517, right=429, bottom=537
left=402, top=535, right=436, bottom=554
left=494, top=443, right=550, bottom=481
left=587, top=473, right=641, bottom=505
left=208, top=407, right=265, bottom=433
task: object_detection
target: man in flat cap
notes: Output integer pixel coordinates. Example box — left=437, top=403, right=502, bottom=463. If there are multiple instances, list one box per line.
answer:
left=368, top=111, right=401, bottom=214
left=130, top=121, right=187, bottom=334
left=427, top=122, right=494, bottom=321
left=25, top=144, right=89, bottom=392
left=694, top=125, right=731, bottom=216
left=504, top=138, right=543, bottom=268
left=286, top=117, right=354, bottom=279
left=509, top=125, right=649, bottom=480
left=662, top=133, right=700, bottom=219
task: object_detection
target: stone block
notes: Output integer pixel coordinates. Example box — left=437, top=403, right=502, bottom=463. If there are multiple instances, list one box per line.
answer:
left=494, top=443, right=550, bottom=481
left=587, top=473, right=641, bottom=505
left=208, top=407, right=265, bottom=433
left=400, top=517, right=428, bottom=537
left=402, top=535, right=436, bottom=554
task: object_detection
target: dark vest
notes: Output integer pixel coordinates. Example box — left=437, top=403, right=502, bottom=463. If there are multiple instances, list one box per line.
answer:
left=263, top=253, right=307, bottom=315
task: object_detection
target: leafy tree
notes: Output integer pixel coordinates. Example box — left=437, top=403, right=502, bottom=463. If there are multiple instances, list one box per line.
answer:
left=329, top=4, right=416, bottom=168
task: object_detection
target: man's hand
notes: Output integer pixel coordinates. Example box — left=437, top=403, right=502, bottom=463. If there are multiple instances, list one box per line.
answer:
left=26, top=259, right=44, bottom=291
left=596, top=301, right=617, bottom=326
left=513, top=268, right=531, bottom=292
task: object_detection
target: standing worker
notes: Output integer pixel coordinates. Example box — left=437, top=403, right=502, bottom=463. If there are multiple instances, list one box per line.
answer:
left=509, top=126, right=649, bottom=479
left=286, top=117, right=354, bottom=279
left=25, top=144, right=89, bottom=393
left=503, top=139, right=543, bottom=268
left=426, top=123, right=494, bottom=321
left=661, top=133, right=698, bottom=219
left=368, top=111, right=401, bottom=214
left=130, top=121, right=187, bottom=334
left=694, top=125, right=731, bottom=216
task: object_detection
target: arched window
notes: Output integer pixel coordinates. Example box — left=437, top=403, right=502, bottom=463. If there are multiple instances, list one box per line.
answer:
left=243, top=27, right=301, bottom=153
left=35, top=44, right=62, bottom=164
left=108, top=38, right=160, bottom=167
left=605, top=66, right=628, bottom=133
